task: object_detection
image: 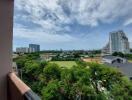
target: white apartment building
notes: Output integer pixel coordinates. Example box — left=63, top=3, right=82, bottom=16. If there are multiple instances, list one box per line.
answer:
left=16, top=47, right=29, bottom=53
left=109, top=30, right=130, bottom=54
left=102, top=30, right=130, bottom=55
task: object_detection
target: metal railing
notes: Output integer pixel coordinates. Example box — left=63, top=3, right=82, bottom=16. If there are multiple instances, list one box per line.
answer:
left=24, top=90, right=41, bottom=100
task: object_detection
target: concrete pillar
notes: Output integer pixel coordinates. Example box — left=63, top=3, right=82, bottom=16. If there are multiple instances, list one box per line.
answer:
left=0, top=0, right=14, bottom=100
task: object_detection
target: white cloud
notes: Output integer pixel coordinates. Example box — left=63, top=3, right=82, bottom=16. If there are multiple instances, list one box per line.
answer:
left=15, top=0, right=132, bottom=27
left=14, top=0, right=132, bottom=45
left=14, top=0, right=71, bottom=31
left=124, top=18, right=132, bottom=26
left=13, top=24, right=76, bottom=43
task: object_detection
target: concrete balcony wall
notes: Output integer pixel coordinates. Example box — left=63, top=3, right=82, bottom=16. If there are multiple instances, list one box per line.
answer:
left=8, top=73, right=41, bottom=100
left=0, top=1, right=41, bottom=100
left=8, top=73, right=30, bottom=100
left=0, top=0, right=14, bottom=100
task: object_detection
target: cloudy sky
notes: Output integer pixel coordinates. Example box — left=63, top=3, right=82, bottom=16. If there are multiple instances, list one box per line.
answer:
left=13, top=0, right=132, bottom=50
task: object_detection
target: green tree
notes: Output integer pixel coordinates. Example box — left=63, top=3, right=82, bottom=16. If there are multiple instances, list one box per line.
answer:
left=27, top=53, right=40, bottom=60
left=15, top=54, right=132, bottom=100
left=43, top=63, right=61, bottom=82
left=41, top=80, right=62, bottom=100
left=112, top=52, right=125, bottom=58
left=15, top=56, right=28, bottom=68
left=24, top=60, right=40, bottom=75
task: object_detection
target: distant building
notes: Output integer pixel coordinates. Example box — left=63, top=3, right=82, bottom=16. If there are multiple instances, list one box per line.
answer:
left=16, top=47, right=29, bottom=53
left=102, top=55, right=132, bottom=80
left=16, top=44, right=40, bottom=53
left=130, top=42, right=132, bottom=51
left=40, top=53, right=56, bottom=61
left=102, top=43, right=110, bottom=55
left=108, top=62, right=132, bottom=80
left=102, top=55, right=127, bottom=64
left=29, top=44, right=40, bottom=53
left=110, top=30, right=130, bottom=54
left=102, top=30, right=130, bottom=55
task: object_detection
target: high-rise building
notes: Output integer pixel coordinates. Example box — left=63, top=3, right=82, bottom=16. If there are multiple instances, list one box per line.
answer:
left=16, top=47, right=29, bottom=53
left=29, top=44, right=40, bottom=53
left=102, top=30, right=130, bottom=55
left=130, top=42, right=132, bottom=49
left=110, top=30, right=130, bottom=54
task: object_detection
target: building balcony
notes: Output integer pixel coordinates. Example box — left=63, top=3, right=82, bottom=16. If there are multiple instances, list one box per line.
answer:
left=7, top=72, right=41, bottom=100
left=0, top=0, right=40, bottom=99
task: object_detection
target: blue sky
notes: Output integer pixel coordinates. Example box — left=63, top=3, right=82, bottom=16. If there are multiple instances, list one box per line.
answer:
left=13, top=0, right=132, bottom=50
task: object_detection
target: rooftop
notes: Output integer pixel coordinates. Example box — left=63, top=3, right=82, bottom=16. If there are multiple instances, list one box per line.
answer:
left=102, top=55, right=125, bottom=60
left=105, top=62, right=132, bottom=78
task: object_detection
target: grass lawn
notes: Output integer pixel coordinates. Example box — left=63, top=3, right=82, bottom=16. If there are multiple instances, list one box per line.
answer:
left=128, top=60, right=132, bottom=63
left=50, top=61, right=77, bottom=68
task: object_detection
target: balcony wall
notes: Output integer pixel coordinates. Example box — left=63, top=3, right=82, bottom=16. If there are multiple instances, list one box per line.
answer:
left=0, top=0, right=14, bottom=100
left=0, top=0, right=41, bottom=100
left=7, top=73, right=41, bottom=100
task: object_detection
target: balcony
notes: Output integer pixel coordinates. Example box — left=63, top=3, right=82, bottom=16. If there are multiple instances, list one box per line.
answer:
left=7, top=72, right=41, bottom=100
left=0, top=0, right=41, bottom=99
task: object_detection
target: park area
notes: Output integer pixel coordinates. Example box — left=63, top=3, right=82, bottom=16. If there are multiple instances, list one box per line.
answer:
left=128, top=60, right=132, bottom=63
left=50, top=61, right=77, bottom=68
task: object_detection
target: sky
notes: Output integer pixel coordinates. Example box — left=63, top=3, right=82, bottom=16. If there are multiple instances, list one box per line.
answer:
left=13, top=0, right=132, bottom=50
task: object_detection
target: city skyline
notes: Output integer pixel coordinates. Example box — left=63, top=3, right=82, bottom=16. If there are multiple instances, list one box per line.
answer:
left=16, top=44, right=40, bottom=53
left=13, top=0, right=132, bottom=50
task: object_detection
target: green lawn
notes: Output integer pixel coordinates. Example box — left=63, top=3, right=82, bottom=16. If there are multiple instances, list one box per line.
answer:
left=50, top=61, right=77, bottom=68
left=128, top=60, right=132, bottom=63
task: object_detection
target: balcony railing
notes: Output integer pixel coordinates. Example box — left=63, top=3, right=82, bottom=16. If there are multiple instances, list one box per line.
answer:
left=7, top=72, right=41, bottom=100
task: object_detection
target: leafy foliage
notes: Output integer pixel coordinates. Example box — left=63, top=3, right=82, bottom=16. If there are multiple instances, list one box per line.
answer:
left=43, top=63, right=61, bottom=82
left=15, top=54, right=132, bottom=100
left=112, top=52, right=132, bottom=60
left=112, top=52, right=125, bottom=58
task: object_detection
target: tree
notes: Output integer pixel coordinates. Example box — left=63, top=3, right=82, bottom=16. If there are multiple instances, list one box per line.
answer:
left=15, top=56, right=28, bottom=69
left=112, top=52, right=125, bottom=58
left=110, top=77, right=132, bottom=100
left=60, top=66, right=96, bottom=100
left=124, top=54, right=132, bottom=60
left=24, top=60, right=40, bottom=75
left=27, top=53, right=40, bottom=60
left=41, top=80, right=62, bottom=100
left=15, top=54, right=132, bottom=100
left=73, top=53, right=80, bottom=58
left=43, top=63, right=61, bottom=82
left=29, top=62, right=132, bottom=100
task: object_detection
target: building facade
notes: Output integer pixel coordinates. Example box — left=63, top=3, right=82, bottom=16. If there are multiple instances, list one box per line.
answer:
left=102, top=55, right=127, bottom=64
left=102, top=56, right=132, bottom=80
left=109, top=30, right=130, bottom=54
left=29, top=44, right=40, bottom=53
left=102, top=30, right=130, bottom=55
left=16, top=47, right=29, bottom=53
